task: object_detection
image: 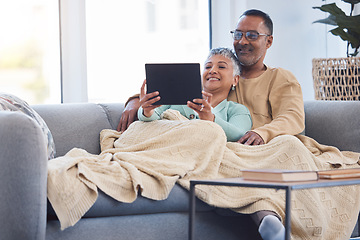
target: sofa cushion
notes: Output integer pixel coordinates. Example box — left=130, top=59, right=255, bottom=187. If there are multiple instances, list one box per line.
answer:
left=46, top=211, right=261, bottom=240
left=47, top=184, right=214, bottom=220
left=304, top=100, right=360, bottom=153
left=33, top=103, right=118, bottom=157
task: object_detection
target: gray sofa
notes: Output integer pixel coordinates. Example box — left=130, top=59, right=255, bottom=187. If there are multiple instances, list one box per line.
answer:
left=0, top=100, right=359, bottom=240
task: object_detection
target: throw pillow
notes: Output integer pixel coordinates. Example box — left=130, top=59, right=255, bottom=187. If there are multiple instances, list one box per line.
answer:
left=0, top=93, right=56, bottom=159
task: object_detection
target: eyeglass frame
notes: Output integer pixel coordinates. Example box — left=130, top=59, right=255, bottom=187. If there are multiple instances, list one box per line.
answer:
left=230, top=30, right=271, bottom=41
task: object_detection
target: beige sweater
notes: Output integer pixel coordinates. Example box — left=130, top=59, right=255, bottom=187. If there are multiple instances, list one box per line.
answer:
left=228, top=66, right=305, bottom=143
left=48, top=111, right=360, bottom=239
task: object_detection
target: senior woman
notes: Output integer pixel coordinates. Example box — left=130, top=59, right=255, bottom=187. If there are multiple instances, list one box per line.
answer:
left=138, top=47, right=252, bottom=142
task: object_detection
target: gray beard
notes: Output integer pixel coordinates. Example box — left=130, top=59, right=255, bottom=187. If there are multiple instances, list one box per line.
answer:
left=239, top=54, right=262, bottom=67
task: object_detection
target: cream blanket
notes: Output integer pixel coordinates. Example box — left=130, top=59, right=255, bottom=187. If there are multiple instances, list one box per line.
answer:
left=48, top=110, right=360, bottom=239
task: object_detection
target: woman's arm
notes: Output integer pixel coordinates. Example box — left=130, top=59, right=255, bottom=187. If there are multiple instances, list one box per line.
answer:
left=215, top=103, right=252, bottom=142
left=138, top=105, right=170, bottom=122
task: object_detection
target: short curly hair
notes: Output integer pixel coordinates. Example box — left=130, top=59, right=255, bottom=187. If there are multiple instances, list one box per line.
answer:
left=205, top=47, right=241, bottom=77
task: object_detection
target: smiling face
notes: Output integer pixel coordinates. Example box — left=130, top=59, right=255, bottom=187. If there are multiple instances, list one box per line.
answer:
left=202, top=54, right=238, bottom=94
left=233, top=15, right=273, bottom=68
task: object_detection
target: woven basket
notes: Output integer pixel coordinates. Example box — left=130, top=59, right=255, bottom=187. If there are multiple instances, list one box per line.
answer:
left=312, top=57, right=360, bottom=100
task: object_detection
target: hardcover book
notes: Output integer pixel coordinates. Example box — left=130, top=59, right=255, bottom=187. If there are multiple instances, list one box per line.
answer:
left=241, top=169, right=319, bottom=182
left=318, top=168, right=360, bottom=179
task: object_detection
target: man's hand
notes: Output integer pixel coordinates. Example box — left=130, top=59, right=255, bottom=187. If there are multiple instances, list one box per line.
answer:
left=117, top=97, right=140, bottom=132
left=237, top=131, right=264, bottom=145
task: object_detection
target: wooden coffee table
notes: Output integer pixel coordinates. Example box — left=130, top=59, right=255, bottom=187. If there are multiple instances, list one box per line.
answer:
left=189, top=177, right=360, bottom=240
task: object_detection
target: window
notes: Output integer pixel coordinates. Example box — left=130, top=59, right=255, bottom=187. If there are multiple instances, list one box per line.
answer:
left=0, top=0, right=61, bottom=104
left=86, top=0, right=210, bottom=103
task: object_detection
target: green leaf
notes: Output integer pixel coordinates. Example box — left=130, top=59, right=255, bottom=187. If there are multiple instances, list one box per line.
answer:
left=336, top=15, right=360, bottom=33
left=330, top=27, right=360, bottom=48
left=342, top=0, right=360, bottom=5
left=313, top=0, right=360, bottom=56
left=313, top=3, right=346, bottom=16
left=348, top=30, right=360, bottom=48
left=313, top=15, right=337, bottom=26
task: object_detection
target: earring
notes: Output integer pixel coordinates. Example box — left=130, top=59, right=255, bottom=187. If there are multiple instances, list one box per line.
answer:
left=232, top=85, right=235, bottom=91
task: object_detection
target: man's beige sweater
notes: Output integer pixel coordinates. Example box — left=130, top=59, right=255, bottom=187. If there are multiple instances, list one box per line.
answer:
left=228, top=66, right=305, bottom=143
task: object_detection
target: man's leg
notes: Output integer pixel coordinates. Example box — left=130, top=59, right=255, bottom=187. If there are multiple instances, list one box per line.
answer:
left=251, top=211, right=285, bottom=240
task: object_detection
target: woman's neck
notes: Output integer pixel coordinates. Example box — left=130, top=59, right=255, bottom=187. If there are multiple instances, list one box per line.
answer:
left=207, top=91, right=228, bottom=108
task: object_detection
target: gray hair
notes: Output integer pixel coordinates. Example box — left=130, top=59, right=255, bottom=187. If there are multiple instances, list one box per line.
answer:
left=205, top=47, right=241, bottom=77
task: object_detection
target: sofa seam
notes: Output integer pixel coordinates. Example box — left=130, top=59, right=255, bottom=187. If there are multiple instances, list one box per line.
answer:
left=98, top=104, right=116, bottom=130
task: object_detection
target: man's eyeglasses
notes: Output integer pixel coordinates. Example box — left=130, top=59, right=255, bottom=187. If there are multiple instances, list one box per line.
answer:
left=230, top=30, right=270, bottom=41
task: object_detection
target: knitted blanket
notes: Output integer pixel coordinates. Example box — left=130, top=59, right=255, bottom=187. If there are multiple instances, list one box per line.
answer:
left=47, top=110, right=360, bottom=239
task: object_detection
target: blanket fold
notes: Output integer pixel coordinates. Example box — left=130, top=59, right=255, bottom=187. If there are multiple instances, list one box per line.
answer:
left=47, top=110, right=360, bottom=239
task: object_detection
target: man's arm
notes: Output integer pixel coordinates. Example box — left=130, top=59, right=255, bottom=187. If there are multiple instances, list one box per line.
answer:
left=117, top=95, right=140, bottom=132
left=237, top=69, right=305, bottom=145
left=249, top=69, right=304, bottom=144
left=253, top=79, right=305, bottom=143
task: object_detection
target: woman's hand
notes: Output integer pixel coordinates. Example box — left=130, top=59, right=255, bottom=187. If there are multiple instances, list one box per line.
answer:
left=187, top=91, right=214, bottom=121
left=139, top=79, right=161, bottom=117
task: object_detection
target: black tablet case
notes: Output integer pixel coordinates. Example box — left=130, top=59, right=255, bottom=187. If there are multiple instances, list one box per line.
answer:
left=145, top=63, right=203, bottom=105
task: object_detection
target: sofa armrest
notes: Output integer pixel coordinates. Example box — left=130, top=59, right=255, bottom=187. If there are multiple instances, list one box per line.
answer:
left=0, top=111, right=47, bottom=240
left=304, top=100, right=360, bottom=153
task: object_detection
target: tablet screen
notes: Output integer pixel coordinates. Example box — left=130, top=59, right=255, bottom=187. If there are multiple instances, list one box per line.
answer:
left=145, top=63, right=203, bottom=105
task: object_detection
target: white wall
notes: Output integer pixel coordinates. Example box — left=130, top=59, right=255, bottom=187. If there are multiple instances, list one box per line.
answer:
left=59, top=0, right=350, bottom=102
left=210, top=0, right=348, bottom=101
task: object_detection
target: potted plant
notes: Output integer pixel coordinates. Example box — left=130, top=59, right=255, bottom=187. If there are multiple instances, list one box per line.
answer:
left=312, top=0, right=360, bottom=100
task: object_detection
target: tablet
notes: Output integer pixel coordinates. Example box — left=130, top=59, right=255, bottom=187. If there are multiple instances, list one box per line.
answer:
left=145, top=63, right=203, bottom=105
